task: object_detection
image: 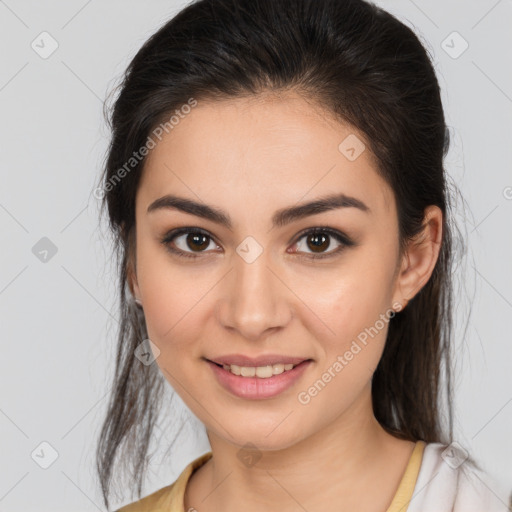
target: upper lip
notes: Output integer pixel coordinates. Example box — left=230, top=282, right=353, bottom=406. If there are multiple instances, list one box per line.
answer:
left=207, top=354, right=311, bottom=367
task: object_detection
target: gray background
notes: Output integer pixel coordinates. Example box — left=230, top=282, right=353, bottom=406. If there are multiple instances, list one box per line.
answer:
left=0, top=0, right=511, bottom=510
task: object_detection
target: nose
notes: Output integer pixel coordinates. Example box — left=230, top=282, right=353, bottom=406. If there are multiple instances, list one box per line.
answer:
left=216, top=250, right=292, bottom=341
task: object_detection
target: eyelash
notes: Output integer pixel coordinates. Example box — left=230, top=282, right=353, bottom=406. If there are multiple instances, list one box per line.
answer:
left=160, top=226, right=355, bottom=261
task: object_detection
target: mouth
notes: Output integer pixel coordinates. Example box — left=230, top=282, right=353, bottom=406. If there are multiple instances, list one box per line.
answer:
left=206, top=358, right=313, bottom=399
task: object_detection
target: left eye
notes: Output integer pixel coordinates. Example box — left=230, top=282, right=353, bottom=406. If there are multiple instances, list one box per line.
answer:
left=289, top=228, right=352, bottom=259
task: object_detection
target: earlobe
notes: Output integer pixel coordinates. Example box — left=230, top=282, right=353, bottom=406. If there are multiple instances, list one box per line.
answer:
left=392, top=205, right=443, bottom=309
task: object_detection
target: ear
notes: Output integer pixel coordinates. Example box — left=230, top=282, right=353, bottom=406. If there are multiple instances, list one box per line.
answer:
left=124, top=224, right=141, bottom=301
left=391, top=205, right=443, bottom=310
left=127, top=258, right=141, bottom=301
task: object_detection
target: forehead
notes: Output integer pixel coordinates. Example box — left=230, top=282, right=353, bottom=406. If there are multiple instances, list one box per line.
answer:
left=138, top=92, right=395, bottom=219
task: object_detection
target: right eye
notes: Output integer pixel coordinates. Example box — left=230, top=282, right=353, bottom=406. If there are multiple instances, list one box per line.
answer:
left=160, top=227, right=221, bottom=259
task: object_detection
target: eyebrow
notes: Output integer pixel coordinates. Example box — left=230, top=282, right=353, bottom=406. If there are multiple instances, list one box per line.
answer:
left=147, top=193, right=371, bottom=229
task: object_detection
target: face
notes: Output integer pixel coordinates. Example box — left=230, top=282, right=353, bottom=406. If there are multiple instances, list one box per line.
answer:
left=129, top=91, right=407, bottom=451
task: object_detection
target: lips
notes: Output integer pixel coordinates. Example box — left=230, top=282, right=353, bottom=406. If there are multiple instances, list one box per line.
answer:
left=206, top=354, right=311, bottom=367
left=207, top=359, right=313, bottom=399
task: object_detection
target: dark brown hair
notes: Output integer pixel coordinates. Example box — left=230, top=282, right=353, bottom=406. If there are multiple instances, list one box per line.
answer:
left=95, top=0, right=468, bottom=508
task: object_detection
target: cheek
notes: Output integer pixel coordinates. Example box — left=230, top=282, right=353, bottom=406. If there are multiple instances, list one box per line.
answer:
left=303, top=259, right=395, bottom=340
left=294, top=276, right=392, bottom=416
left=135, top=240, right=208, bottom=352
left=295, top=257, right=396, bottom=395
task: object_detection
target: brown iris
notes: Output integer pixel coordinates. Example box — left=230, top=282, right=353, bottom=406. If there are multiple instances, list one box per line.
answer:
left=306, top=232, right=330, bottom=253
left=186, top=232, right=210, bottom=251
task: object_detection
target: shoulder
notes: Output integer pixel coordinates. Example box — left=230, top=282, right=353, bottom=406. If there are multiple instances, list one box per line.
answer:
left=408, top=442, right=512, bottom=512
left=114, top=451, right=213, bottom=512
left=115, top=483, right=176, bottom=512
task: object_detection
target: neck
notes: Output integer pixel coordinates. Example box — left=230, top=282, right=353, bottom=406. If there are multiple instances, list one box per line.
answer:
left=185, top=385, right=415, bottom=512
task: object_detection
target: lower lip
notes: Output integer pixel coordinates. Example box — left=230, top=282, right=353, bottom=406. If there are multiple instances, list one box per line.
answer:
left=206, top=360, right=312, bottom=400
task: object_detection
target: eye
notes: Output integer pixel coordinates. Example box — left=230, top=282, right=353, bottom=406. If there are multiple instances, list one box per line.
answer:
left=161, top=226, right=355, bottom=261
left=161, top=227, right=220, bottom=259
left=289, top=227, right=355, bottom=260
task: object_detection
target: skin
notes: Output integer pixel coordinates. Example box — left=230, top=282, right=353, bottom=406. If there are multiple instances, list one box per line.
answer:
left=128, top=90, right=443, bottom=512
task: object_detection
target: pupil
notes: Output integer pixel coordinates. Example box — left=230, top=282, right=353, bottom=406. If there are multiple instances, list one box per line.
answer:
left=308, top=233, right=328, bottom=253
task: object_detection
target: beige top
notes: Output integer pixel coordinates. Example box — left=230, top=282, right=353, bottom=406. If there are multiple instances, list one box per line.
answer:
left=117, top=440, right=426, bottom=511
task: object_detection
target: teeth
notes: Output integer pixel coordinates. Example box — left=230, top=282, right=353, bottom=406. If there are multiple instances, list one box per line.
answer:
left=221, top=362, right=298, bottom=378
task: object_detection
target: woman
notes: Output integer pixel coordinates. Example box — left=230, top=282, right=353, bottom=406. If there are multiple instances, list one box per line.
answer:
left=95, top=0, right=512, bottom=510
